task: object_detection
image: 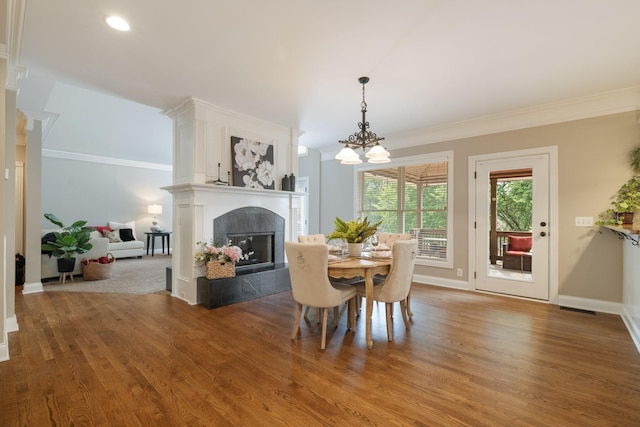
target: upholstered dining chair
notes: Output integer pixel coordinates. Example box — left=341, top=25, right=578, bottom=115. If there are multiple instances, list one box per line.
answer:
left=354, top=239, right=418, bottom=342
left=298, top=234, right=326, bottom=244
left=375, top=232, right=414, bottom=318
left=378, top=232, right=411, bottom=248
left=285, top=241, right=357, bottom=350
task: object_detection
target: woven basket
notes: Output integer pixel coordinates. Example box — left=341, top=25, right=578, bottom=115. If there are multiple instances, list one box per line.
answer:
left=81, top=253, right=115, bottom=281
left=206, top=260, right=236, bottom=279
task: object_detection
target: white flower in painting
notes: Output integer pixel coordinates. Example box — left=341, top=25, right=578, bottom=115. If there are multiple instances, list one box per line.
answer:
left=256, top=160, right=274, bottom=187
left=243, top=173, right=263, bottom=189
left=234, top=139, right=260, bottom=171
left=257, top=142, right=270, bottom=157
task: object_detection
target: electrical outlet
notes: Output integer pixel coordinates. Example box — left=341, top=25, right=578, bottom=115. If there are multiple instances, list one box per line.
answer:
left=456, top=268, right=463, bottom=277
left=575, top=216, right=594, bottom=227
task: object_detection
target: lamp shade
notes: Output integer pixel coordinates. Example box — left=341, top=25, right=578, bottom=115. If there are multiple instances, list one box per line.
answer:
left=148, top=204, right=163, bottom=215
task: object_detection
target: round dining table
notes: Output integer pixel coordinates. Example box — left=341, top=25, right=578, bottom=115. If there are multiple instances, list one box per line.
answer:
left=327, top=257, right=391, bottom=349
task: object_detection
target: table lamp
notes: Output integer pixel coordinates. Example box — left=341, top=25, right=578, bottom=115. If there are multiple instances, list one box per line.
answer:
left=148, top=204, right=163, bottom=231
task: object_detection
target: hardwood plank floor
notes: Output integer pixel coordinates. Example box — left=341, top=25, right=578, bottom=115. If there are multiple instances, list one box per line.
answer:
left=1, top=284, right=639, bottom=426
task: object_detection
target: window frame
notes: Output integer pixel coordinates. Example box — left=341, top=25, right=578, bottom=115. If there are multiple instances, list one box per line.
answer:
left=356, top=150, right=454, bottom=268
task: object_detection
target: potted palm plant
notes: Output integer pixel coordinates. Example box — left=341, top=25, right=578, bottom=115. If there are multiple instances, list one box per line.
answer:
left=327, top=216, right=382, bottom=255
left=41, top=213, right=94, bottom=273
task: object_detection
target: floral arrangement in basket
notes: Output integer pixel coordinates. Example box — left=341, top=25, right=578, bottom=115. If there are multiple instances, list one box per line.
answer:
left=195, top=240, right=249, bottom=279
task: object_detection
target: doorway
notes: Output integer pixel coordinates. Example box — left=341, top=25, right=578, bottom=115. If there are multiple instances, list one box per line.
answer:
left=469, top=147, right=558, bottom=302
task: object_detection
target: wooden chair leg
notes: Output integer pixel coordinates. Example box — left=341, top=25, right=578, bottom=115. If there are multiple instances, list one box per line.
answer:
left=406, top=289, right=413, bottom=319
left=347, top=298, right=355, bottom=331
left=291, top=303, right=303, bottom=339
left=400, top=300, right=410, bottom=329
left=303, top=305, right=310, bottom=319
left=321, top=308, right=329, bottom=350
left=385, top=303, right=394, bottom=342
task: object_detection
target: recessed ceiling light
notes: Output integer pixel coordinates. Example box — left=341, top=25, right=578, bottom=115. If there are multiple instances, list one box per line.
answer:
left=105, top=16, right=130, bottom=31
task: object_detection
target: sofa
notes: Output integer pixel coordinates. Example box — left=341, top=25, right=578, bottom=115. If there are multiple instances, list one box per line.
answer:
left=41, top=229, right=109, bottom=279
left=92, top=221, right=145, bottom=259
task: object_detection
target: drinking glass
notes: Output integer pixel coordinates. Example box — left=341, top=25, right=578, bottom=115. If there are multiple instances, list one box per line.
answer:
left=370, top=232, right=379, bottom=251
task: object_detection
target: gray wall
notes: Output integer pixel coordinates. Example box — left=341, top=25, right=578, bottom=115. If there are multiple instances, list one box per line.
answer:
left=320, top=159, right=357, bottom=236
left=320, top=111, right=640, bottom=303
left=37, top=83, right=173, bottom=245
left=297, top=148, right=321, bottom=234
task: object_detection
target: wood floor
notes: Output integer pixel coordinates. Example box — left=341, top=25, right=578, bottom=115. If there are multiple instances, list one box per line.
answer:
left=2, top=284, right=639, bottom=426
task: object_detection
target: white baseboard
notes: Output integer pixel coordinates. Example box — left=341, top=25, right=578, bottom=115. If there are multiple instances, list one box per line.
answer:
left=557, top=295, right=622, bottom=315
left=0, top=335, right=8, bottom=362
left=622, top=306, right=640, bottom=354
left=412, top=274, right=470, bottom=290
left=22, top=282, right=44, bottom=294
left=6, top=315, right=19, bottom=333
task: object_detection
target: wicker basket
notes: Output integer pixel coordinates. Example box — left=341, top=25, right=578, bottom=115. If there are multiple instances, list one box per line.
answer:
left=81, top=253, right=115, bottom=281
left=206, top=260, right=236, bottom=279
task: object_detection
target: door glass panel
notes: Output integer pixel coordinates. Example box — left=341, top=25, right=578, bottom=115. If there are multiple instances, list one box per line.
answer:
left=487, top=169, right=533, bottom=281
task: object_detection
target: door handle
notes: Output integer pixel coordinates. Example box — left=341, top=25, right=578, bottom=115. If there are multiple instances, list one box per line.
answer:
left=540, top=231, right=547, bottom=237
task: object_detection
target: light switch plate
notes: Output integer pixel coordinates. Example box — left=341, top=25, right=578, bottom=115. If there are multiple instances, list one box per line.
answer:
left=575, top=216, right=594, bottom=227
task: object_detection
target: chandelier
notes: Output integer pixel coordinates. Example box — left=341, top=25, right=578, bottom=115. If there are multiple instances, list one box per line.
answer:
left=335, top=76, right=390, bottom=164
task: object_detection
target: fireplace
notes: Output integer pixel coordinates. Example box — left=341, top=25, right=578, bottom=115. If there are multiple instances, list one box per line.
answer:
left=198, top=206, right=290, bottom=309
left=227, top=233, right=274, bottom=270
left=213, top=206, right=284, bottom=274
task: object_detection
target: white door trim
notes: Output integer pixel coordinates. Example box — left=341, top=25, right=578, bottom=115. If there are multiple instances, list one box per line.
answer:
left=468, top=146, right=559, bottom=304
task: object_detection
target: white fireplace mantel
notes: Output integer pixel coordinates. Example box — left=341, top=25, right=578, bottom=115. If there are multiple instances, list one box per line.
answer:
left=162, top=182, right=302, bottom=304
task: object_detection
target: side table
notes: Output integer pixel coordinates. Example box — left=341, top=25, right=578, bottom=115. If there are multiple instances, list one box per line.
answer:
left=144, top=231, right=171, bottom=256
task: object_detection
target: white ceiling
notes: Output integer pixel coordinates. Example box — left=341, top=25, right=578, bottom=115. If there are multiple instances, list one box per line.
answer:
left=15, top=0, right=640, bottom=152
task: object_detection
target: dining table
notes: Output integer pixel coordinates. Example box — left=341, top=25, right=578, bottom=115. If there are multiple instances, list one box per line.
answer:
left=327, top=256, right=391, bottom=349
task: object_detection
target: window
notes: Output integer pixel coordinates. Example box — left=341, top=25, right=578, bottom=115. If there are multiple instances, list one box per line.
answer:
left=357, top=152, right=453, bottom=267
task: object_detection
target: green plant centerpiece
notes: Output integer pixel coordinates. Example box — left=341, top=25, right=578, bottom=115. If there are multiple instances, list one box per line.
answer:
left=41, top=213, right=94, bottom=273
left=327, top=216, right=382, bottom=245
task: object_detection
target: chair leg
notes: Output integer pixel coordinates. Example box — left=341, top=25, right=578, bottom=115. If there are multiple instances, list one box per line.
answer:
left=291, top=303, right=303, bottom=339
left=304, top=305, right=310, bottom=319
left=406, top=289, right=413, bottom=319
left=321, top=308, right=329, bottom=350
left=347, top=298, right=355, bottom=331
left=385, top=303, right=394, bottom=342
left=400, top=299, right=410, bottom=329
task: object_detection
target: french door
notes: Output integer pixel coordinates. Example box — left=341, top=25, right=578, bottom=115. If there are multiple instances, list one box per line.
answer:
left=473, top=154, right=551, bottom=300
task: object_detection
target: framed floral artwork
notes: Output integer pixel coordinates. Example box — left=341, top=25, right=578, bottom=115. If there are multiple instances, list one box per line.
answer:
left=231, top=136, right=275, bottom=189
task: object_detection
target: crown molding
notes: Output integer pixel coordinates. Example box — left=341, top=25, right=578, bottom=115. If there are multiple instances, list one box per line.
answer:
left=164, top=96, right=301, bottom=135
left=5, top=0, right=29, bottom=90
left=319, top=86, right=640, bottom=161
left=21, top=110, right=59, bottom=141
left=42, top=149, right=172, bottom=172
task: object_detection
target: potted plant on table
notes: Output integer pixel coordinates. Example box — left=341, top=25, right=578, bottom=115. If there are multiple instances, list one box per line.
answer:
left=326, top=216, right=382, bottom=255
left=596, top=176, right=640, bottom=227
left=41, top=213, right=94, bottom=274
